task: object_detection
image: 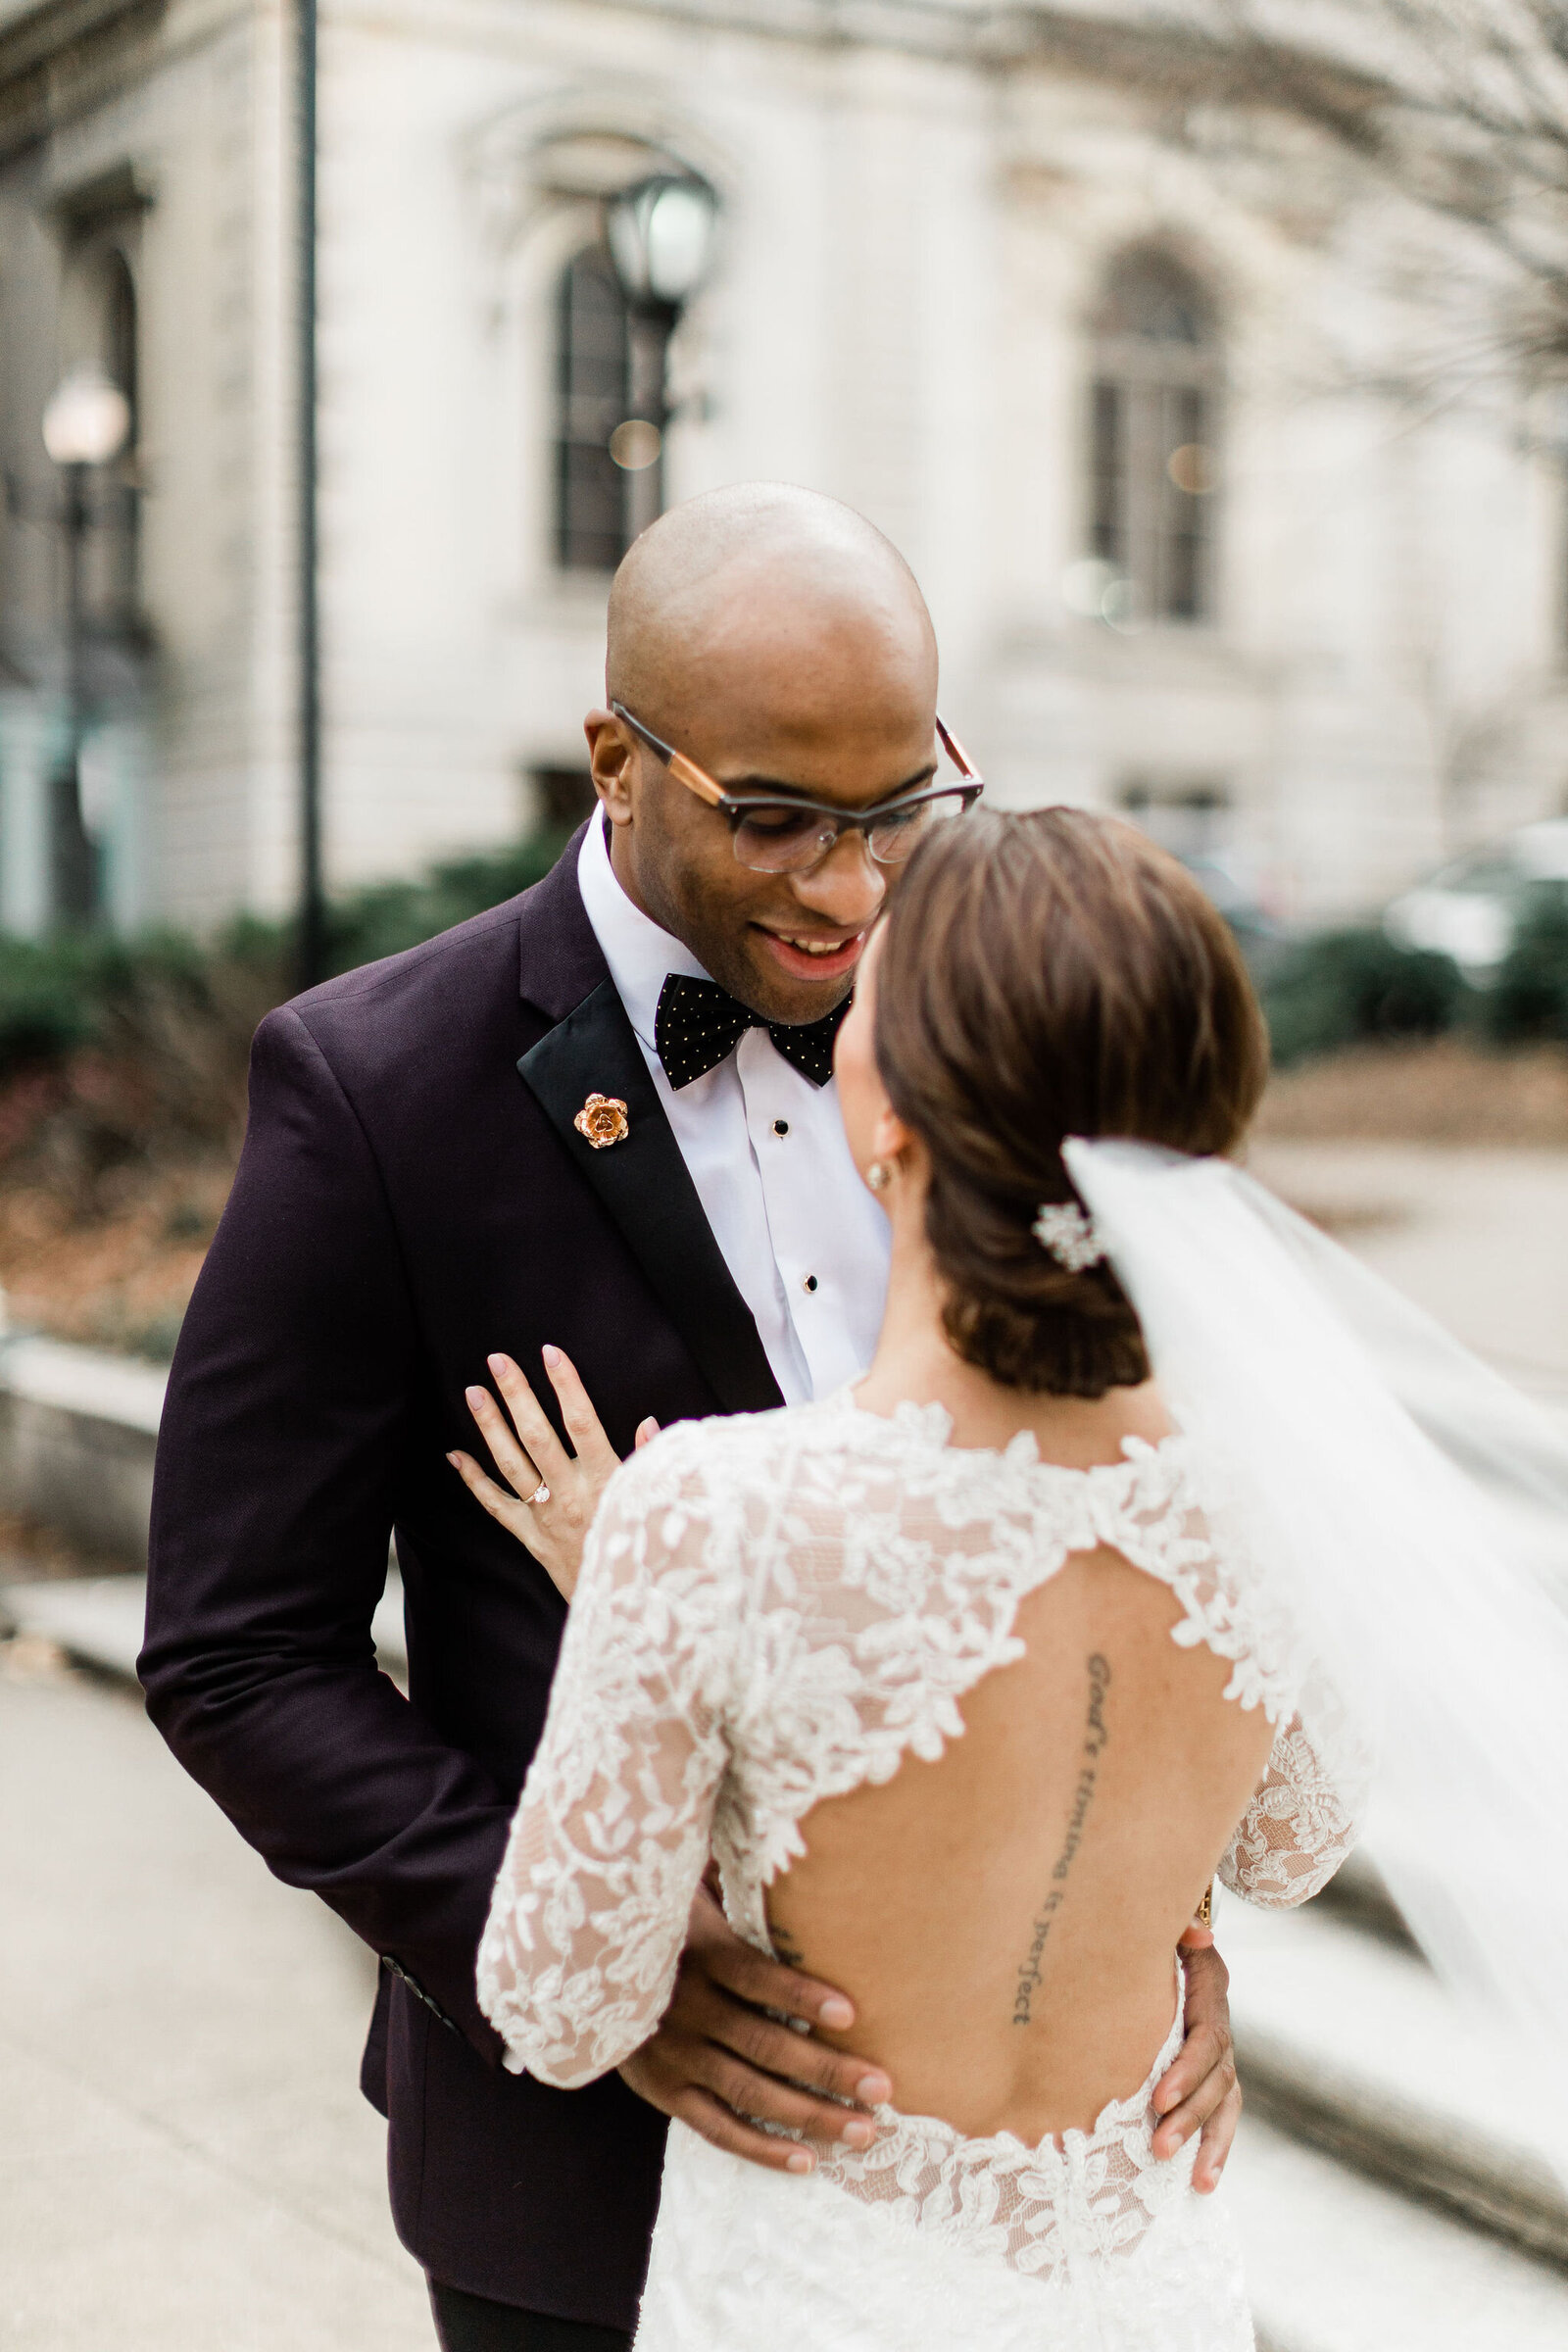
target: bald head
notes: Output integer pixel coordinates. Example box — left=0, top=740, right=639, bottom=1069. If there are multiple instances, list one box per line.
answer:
left=607, top=483, right=937, bottom=742
left=586, top=482, right=947, bottom=1027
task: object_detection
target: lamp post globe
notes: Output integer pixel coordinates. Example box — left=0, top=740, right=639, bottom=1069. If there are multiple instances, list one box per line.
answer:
left=606, top=174, right=718, bottom=314
left=42, top=366, right=131, bottom=468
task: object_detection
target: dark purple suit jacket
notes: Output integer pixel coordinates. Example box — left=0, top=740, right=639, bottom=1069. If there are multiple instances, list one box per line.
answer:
left=140, top=832, right=784, bottom=2326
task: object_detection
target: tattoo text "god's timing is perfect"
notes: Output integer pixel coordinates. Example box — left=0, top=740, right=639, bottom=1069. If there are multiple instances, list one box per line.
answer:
left=1012, top=1652, right=1110, bottom=2027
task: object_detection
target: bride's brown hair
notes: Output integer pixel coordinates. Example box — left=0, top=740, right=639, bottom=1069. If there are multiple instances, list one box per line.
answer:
left=873, top=807, right=1269, bottom=1396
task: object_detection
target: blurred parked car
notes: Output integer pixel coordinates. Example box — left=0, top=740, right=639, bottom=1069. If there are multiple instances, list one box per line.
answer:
left=1384, top=821, right=1568, bottom=981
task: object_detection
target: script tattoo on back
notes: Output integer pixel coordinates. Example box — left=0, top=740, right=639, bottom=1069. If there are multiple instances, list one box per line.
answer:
left=1012, top=1653, right=1111, bottom=2027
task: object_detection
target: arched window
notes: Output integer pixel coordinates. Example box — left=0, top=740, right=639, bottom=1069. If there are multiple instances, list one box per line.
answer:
left=554, top=245, right=669, bottom=572
left=1089, top=250, right=1221, bottom=625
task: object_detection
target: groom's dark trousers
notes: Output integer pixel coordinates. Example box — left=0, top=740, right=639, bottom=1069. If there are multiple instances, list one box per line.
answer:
left=429, top=2279, right=629, bottom=2351
left=140, top=827, right=784, bottom=2334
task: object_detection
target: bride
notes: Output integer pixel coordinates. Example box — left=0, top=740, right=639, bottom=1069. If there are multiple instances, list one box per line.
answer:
left=458, top=808, right=1568, bottom=2348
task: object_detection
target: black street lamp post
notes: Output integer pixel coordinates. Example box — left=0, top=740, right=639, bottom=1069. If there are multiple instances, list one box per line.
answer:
left=55, top=458, right=93, bottom=920
left=295, top=0, right=324, bottom=992
left=604, top=174, right=718, bottom=534
left=41, top=364, right=131, bottom=926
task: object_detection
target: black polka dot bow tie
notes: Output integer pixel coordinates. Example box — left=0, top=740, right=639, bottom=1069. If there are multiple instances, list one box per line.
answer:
left=655, top=973, right=850, bottom=1091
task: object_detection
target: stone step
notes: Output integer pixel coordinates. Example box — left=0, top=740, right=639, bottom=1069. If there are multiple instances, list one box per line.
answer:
left=1222, top=1886, right=1568, bottom=2270
left=0, top=1330, right=165, bottom=1563
left=1233, top=2114, right=1568, bottom=2351
left=1304, top=1848, right=1418, bottom=1954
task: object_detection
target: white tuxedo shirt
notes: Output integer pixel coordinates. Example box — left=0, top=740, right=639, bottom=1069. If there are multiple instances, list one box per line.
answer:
left=577, top=812, right=891, bottom=1405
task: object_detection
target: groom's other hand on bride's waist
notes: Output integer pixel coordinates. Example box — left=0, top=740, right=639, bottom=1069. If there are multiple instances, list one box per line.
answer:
left=1150, top=1923, right=1240, bottom=2192
left=618, top=1884, right=891, bottom=2174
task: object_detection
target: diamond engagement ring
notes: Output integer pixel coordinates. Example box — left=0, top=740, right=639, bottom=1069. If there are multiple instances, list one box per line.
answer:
left=526, top=1482, right=550, bottom=1506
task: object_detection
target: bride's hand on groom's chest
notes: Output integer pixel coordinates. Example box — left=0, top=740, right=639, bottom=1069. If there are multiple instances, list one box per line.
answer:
left=445, top=1343, right=659, bottom=1599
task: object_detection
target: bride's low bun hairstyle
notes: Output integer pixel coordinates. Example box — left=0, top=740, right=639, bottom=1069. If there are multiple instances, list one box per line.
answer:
left=873, top=808, right=1269, bottom=1396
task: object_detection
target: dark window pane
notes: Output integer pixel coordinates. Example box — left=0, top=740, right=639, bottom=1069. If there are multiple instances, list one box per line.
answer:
left=1164, top=526, right=1201, bottom=622
left=556, top=249, right=631, bottom=572
left=559, top=251, right=626, bottom=399
left=557, top=441, right=624, bottom=572
left=1173, top=386, right=1204, bottom=445
left=1090, top=257, right=1219, bottom=627
left=1160, top=386, right=1209, bottom=621
left=1091, top=380, right=1125, bottom=566
left=554, top=247, right=675, bottom=572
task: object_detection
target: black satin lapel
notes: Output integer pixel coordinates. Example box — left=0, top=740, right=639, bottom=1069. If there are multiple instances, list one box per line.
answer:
left=518, top=981, right=784, bottom=1416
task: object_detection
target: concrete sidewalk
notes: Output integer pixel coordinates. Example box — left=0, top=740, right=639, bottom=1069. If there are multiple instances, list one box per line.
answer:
left=1249, top=1141, right=1568, bottom=1406
left=0, top=1653, right=429, bottom=2352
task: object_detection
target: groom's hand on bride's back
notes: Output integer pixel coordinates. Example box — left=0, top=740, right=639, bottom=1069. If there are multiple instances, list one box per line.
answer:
left=1151, top=1924, right=1241, bottom=2193
left=618, top=1885, right=892, bottom=2174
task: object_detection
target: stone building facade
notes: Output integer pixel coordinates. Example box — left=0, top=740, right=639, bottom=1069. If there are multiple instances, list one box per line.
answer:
left=0, top=0, right=1562, bottom=935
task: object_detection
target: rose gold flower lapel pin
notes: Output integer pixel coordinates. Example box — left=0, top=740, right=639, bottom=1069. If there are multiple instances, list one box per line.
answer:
left=573, top=1092, right=630, bottom=1150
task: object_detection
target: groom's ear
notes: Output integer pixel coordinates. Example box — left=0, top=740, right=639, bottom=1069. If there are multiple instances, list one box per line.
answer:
left=584, top=710, right=637, bottom=828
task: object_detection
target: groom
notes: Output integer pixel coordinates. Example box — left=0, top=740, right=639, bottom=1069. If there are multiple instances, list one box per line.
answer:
left=141, top=484, right=1240, bottom=2351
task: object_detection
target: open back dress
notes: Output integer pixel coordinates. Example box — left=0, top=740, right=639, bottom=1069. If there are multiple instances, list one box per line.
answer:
left=477, top=1394, right=1361, bottom=2351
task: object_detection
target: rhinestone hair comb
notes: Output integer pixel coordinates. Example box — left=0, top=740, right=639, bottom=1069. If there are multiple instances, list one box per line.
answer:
left=1031, top=1200, right=1106, bottom=1272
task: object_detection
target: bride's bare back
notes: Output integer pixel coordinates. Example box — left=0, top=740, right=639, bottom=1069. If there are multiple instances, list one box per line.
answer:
left=480, top=1378, right=1353, bottom=2142
left=769, top=1537, right=1274, bottom=2141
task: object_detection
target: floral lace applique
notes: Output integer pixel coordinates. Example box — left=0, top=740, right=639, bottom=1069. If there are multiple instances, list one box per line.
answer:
left=476, top=1393, right=1362, bottom=2276
left=814, top=1983, right=1196, bottom=2280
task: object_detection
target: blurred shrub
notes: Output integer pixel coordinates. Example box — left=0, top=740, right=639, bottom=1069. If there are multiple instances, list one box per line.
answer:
left=0, top=829, right=571, bottom=1201
left=1482, top=894, right=1568, bottom=1046
left=318, top=834, right=568, bottom=974
left=1263, top=928, right=1468, bottom=1067
left=0, top=935, right=100, bottom=1067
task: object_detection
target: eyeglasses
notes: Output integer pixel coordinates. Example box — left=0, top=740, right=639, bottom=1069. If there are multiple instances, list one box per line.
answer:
left=610, top=700, right=984, bottom=875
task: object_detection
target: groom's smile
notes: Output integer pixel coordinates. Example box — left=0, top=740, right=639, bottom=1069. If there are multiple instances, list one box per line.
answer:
left=582, top=488, right=941, bottom=1029
left=752, top=922, right=870, bottom=986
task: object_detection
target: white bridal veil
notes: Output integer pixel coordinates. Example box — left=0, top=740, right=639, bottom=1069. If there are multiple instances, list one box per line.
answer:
left=1063, top=1139, right=1568, bottom=2181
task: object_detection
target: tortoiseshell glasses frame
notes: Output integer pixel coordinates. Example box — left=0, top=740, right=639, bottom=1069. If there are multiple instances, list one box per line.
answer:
left=609, top=700, right=984, bottom=874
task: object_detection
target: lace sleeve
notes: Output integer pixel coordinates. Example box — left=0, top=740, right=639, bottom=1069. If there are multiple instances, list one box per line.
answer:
left=1218, top=1711, right=1366, bottom=1907
left=475, top=1435, right=735, bottom=2089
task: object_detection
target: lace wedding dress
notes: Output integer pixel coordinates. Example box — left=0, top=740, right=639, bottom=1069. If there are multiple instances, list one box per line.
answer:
left=478, top=1393, right=1362, bottom=2350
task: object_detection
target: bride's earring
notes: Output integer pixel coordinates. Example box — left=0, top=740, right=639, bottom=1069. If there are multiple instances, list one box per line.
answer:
left=867, top=1160, right=894, bottom=1193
